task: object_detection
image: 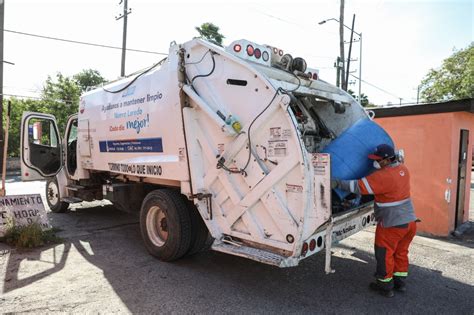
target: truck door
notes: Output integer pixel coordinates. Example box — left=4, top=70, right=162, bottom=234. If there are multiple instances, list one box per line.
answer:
left=21, top=112, right=62, bottom=181
left=64, top=115, right=78, bottom=176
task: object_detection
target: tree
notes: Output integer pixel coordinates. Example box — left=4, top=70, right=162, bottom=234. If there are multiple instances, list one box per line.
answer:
left=420, top=43, right=473, bottom=102
left=41, top=73, right=81, bottom=133
left=3, top=69, right=107, bottom=157
left=195, top=22, right=225, bottom=46
left=73, top=69, right=106, bottom=93
left=3, top=98, right=44, bottom=156
left=41, top=70, right=105, bottom=133
left=359, top=93, right=369, bottom=107
left=347, top=89, right=371, bottom=107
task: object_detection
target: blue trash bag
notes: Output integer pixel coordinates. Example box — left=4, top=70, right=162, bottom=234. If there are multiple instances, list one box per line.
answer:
left=322, top=118, right=394, bottom=180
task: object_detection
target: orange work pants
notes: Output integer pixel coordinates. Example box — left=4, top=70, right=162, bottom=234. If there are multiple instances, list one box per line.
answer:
left=374, top=221, right=417, bottom=282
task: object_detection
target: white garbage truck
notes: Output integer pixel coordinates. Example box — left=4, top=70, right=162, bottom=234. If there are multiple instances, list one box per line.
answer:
left=20, top=38, right=377, bottom=271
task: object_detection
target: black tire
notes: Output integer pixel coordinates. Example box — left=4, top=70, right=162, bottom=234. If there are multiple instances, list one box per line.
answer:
left=45, top=178, right=69, bottom=213
left=140, top=189, right=192, bottom=261
left=184, top=197, right=213, bottom=256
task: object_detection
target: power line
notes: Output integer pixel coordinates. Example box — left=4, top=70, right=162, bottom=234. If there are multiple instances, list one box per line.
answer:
left=1, top=93, right=41, bottom=99
left=3, top=85, right=41, bottom=93
left=249, top=6, right=340, bottom=39
left=0, top=93, right=76, bottom=104
left=349, top=73, right=403, bottom=100
left=4, top=29, right=168, bottom=56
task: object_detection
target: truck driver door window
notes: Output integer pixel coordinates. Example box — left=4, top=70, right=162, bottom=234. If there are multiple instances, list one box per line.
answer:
left=27, top=117, right=61, bottom=176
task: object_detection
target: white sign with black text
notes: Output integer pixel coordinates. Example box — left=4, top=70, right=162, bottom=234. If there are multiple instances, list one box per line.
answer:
left=0, top=194, right=51, bottom=237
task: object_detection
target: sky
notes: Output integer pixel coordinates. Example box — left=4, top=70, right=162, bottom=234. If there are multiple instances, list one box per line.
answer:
left=2, top=0, right=473, bottom=105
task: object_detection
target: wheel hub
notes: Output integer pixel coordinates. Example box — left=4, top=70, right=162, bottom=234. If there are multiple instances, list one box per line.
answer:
left=146, top=206, right=169, bottom=247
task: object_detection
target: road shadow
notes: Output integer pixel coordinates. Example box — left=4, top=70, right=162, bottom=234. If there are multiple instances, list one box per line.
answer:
left=2, top=205, right=474, bottom=314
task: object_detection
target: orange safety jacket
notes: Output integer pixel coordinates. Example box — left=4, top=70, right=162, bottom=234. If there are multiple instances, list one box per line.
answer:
left=358, top=163, right=411, bottom=206
left=339, top=162, right=417, bottom=227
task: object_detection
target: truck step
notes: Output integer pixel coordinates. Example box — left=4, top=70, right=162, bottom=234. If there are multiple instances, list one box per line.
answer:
left=212, top=242, right=287, bottom=267
left=61, top=197, right=83, bottom=204
left=66, top=184, right=85, bottom=191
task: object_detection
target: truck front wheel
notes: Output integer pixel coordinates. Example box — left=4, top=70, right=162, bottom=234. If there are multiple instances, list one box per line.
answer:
left=140, top=190, right=192, bottom=261
left=46, top=178, right=69, bottom=213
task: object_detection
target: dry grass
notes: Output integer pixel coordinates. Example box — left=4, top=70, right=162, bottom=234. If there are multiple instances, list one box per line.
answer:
left=1, top=221, right=62, bottom=248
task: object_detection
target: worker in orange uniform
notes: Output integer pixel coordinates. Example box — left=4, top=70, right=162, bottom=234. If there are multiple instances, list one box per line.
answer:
left=332, top=144, right=417, bottom=298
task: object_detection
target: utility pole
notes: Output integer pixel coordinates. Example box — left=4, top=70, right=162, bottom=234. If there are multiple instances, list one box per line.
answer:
left=0, top=0, right=5, bottom=179
left=116, top=0, right=132, bottom=77
left=416, top=85, right=421, bottom=104
left=318, top=15, right=362, bottom=97
left=335, top=57, right=341, bottom=88
left=339, top=0, right=346, bottom=90
left=345, top=14, right=356, bottom=94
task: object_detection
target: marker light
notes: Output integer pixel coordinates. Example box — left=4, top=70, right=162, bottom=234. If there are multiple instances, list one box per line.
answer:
left=309, top=239, right=316, bottom=251
left=262, top=51, right=269, bottom=62
left=254, top=48, right=262, bottom=59
left=273, top=48, right=278, bottom=54
left=278, top=49, right=283, bottom=56
left=233, top=44, right=242, bottom=53
left=301, top=242, right=308, bottom=256
left=246, top=45, right=254, bottom=56
left=312, top=73, right=318, bottom=80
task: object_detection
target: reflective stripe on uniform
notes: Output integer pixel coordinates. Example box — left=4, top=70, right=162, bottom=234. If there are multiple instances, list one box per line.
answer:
left=394, top=272, right=408, bottom=277
left=349, top=180, right=356, bottom=193
left=376, top=198, right=411, bottom=208
left=377, top=277, right=393, bottom=282
left=361, top=177, right=374, bottom=194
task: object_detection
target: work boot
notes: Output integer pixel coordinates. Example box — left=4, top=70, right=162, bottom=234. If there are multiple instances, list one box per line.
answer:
left=369, top=281, right=395, bottom=298
left=394, top=276, right=407, bottom=292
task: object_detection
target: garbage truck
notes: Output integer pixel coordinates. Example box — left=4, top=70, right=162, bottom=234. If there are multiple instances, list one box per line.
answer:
left=20, top=38, right=390, bottom=271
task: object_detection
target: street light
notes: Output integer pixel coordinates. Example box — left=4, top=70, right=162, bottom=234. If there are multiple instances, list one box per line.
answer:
left=318, top=18, right=363, bottom=102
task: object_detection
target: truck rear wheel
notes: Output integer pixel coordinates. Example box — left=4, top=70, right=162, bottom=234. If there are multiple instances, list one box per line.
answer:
left=46, top=178, right=69, bottom=213
left=140, top=189, right=192, bottom=261
left=185, top=198, right=213, bottom=256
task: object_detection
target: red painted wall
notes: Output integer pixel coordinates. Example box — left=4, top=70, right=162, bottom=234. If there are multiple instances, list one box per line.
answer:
left=375, top=112, right=473, bottom=236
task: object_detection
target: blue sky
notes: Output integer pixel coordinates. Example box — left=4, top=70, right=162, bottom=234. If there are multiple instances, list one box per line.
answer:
left=3, top=0, right=473, bottom=105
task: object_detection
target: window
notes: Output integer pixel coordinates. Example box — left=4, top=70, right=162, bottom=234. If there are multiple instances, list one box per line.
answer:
left=28, top=118, right=59, bottom=147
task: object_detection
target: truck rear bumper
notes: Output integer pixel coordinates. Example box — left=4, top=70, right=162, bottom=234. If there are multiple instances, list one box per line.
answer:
left=212, top=203, right=375, bottom=268
left=283, top=202, right=375, bottom=267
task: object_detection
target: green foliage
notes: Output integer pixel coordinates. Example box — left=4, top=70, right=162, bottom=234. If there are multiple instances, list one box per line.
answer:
left=3, top=98, right=43, bottom=156
left=359, top=93, right=370, bottom=107
left=41, top=73, right=81, bottom=134
left=195, top=22, right=225, bottom=46
left=1, top=221, right=61, bottom=248
left=348, top=89, right=371, bottom=107
left=73, top=69, right=107, bottom=93
left=420, top=43, right=474, bottom=102
left=3, top=69, right=106, bottom=156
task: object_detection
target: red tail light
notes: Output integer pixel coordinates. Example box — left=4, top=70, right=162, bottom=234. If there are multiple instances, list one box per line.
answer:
left=309, top=239, right=316, bottom=251
left=301, top=242, right=308, bottom=256
left=246, top=45, right=254, bottom=56
left=254, top=48, right=262, bottom=59
left=233, top=44, right=242, bottom=53
left=312, top=73, right=318, bottom=80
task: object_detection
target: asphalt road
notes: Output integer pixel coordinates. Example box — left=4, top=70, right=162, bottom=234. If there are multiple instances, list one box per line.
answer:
left=0, top=178, right=473, bottom=314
